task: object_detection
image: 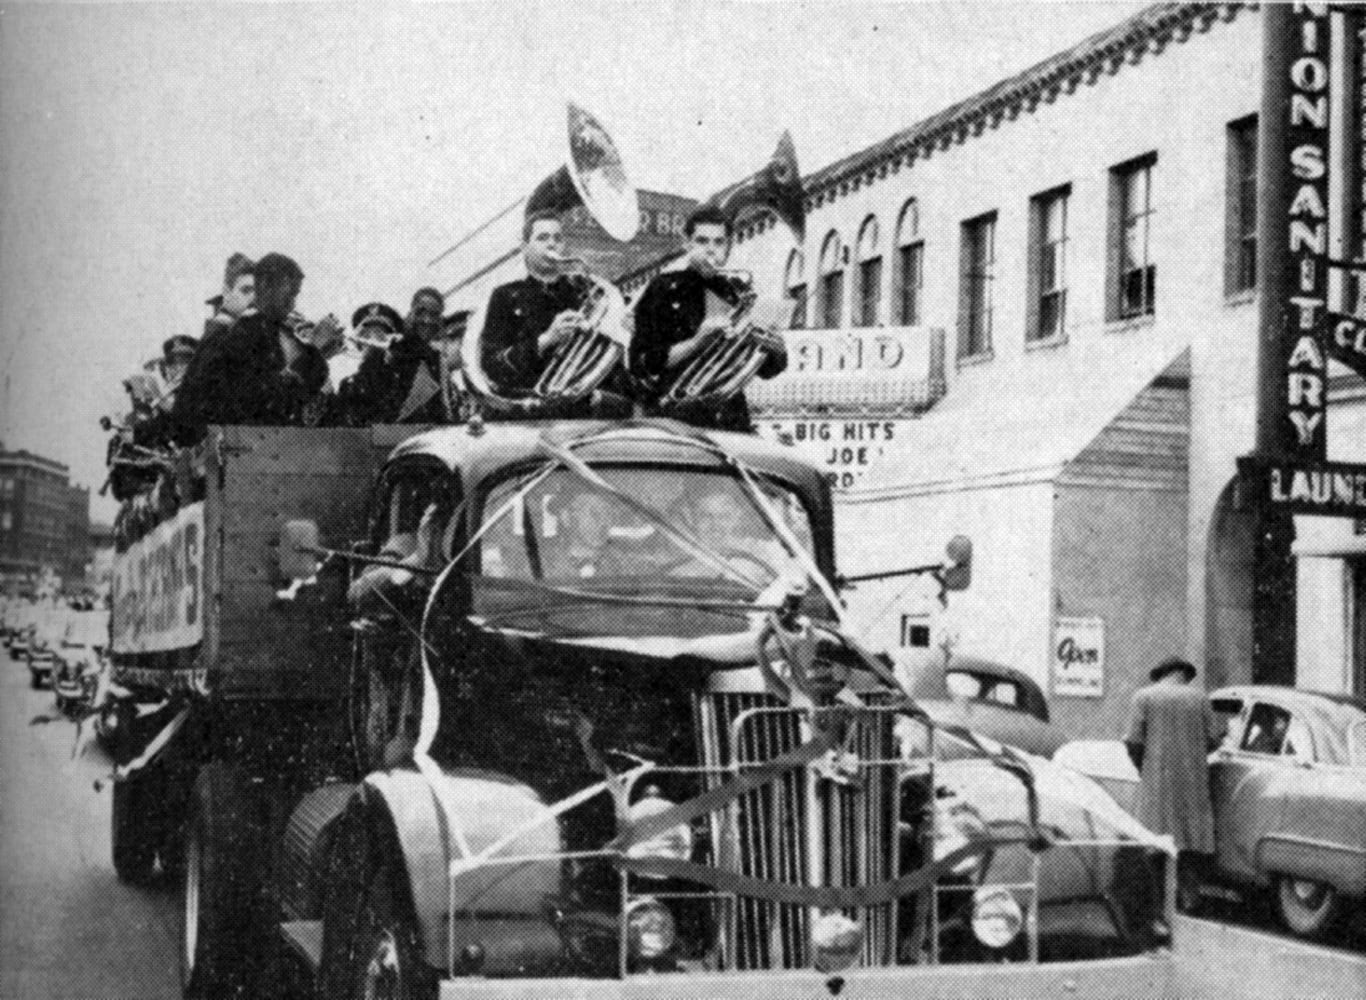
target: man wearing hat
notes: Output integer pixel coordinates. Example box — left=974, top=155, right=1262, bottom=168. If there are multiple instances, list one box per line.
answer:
left=1124, top=657, right=1224, bottom=911
left=172, top=253, right=330, bottom=444
left=204, top=252, right=255, bottom=338
left=336, top=289, right=448, bottom=425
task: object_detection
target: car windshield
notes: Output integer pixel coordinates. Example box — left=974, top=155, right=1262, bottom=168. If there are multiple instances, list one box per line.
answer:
left=473, top=466, right=832, bottom=638
left=64, top=612, right=109, bottom=648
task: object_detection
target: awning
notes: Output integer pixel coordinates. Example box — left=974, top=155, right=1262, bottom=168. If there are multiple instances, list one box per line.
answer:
left=855, top=327, right=1192, bottom=501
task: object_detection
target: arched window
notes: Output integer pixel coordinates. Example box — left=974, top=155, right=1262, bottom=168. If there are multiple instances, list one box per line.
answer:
left=817, top=231, right=844, bottom=329
left=854, top=215, right=882, bottom=327
left=894, top=199, right=923, bottom=325
left=784, top=249, right=808, bottom=330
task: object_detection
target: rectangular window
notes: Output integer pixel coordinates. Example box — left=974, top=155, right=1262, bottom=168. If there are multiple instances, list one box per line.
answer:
left=1227, top=116, right=1258, bottom=294
left=789, top=283, right=807, bottom=330
left=959, top=212, right=997, bottom=358
left=856, top=257, right=882, bottom=327
left=1111, top=154, right=1156, bottom=319
left=1029, top=186, right=1069, bottom=341
left=896, top=242, right=924, bottom=325
left=820, top=271, right=844, bottom=329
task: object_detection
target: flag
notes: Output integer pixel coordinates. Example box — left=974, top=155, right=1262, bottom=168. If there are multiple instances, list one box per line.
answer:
left=398, top=363, right=441, bottom=421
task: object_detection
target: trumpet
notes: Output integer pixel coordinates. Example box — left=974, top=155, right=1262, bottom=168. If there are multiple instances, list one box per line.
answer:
left=285, top=312, right=348, bottom=358
left=533, top=253, right=629, bottom=400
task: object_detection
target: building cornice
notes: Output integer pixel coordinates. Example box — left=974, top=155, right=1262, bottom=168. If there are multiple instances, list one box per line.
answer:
left=735, top=2, right=1250, bottom=244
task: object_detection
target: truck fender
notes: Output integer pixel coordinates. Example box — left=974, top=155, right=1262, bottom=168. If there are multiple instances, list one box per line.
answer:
left=360, top=768, right=564, bottom=973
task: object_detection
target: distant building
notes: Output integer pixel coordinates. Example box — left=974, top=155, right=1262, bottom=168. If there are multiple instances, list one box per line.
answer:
left=0, top=443, right=93, bottom=589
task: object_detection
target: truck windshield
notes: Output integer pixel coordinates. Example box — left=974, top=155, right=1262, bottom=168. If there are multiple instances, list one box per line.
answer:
left=474, top=467, right=831, bottom=636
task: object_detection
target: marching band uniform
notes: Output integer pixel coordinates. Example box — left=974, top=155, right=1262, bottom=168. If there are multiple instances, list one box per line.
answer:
left=630, top=268, right=787, bottom=432
left=479, top=274, right=593, bottom=414
left=336, top=303, right=447, bottom=425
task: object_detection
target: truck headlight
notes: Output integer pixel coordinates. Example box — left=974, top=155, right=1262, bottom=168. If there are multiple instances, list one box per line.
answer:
left=811, top=910, right=862, bottom=972
left=624, top=786, right=694, bottom=875
left=971, top=886, right=1024, bottom=949
left=625, top=897, right=676, bottom=960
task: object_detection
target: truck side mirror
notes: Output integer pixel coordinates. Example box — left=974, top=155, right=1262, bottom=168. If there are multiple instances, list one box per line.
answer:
left=279, top=520, right=322, bottom=583
left=940, top=535, right=972, bottom=592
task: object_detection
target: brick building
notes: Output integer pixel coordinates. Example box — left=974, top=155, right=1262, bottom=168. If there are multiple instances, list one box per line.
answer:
left=0, top=443, right=93, bottom=590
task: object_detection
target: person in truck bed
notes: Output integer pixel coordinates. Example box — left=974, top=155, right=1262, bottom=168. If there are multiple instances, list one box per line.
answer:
left=171, top=253, right=335, bottom=444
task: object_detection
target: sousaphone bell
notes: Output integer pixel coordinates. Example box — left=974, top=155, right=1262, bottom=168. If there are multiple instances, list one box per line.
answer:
left=461, top=103, right=637, bottom=413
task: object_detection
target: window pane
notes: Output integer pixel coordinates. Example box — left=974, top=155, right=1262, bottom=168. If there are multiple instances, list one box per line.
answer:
left=899, top=243, right=923, bottom=325
left=859, top=257, right=882, bottom=326
left=789, top=283, right=807, bottom=330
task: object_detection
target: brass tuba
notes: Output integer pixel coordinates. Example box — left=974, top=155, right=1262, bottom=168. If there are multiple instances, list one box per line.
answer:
left=461, top=103, right=637, bottom=413
left=653, top=133, right=806, bottom=407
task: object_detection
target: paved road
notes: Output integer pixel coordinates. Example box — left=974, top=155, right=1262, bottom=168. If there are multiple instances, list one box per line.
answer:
left=0, top=641, right=179, bottom=1000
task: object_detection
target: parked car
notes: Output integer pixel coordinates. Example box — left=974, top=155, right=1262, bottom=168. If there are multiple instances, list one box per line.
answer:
left=1057, top=684, right=1366, bottom=939
left=52, top=611, right=110, bottom=717
left=896, top=652, right=1068, bottom=758
left=24, top=608, right=66, bottom=689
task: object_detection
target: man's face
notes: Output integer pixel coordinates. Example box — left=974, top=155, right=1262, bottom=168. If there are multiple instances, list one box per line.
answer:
left=695, top=492, right=745, bottom=551
left=164, top=355, right=192, bottom=383
left=524, top=219, right=566, bottom=276
left=686, top=223, right=731, bottom=274
left=562, top=493, right=613, bottom=549
left=256, top=276, right=301, bottom=321
left=408, top=293, right=444, bottom=342
left=222, top=275, right=255, bottom=317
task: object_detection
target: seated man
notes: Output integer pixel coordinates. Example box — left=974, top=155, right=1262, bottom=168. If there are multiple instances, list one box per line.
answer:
left=172, top=253, right=335, bottom=444
left=668, top=486, right=790, bottom=583
left=542, top=485, right=625, bottom=580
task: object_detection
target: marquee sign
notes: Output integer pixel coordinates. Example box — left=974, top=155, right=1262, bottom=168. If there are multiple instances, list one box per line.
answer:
left=1239, top=456, right=1366, bottom=518
left=110, top=502, right=204, bottom=655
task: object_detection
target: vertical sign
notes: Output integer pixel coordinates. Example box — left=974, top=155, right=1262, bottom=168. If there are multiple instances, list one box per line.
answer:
left=1256, top=2, right=1332, bottom=461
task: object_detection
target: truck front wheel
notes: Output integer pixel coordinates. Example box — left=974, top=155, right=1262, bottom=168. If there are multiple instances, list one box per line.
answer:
left=111, top=777, right=156, bottom=883
left=181, top=763, right=258, bottom=999
left=319, top=807, right=435, bottom=1000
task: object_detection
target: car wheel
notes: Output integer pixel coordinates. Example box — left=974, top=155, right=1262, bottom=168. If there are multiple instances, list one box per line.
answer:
left=181, top=763, right=260, bottom=999
left=29, top=669, right=42, bottom=690
left=1275, top=876, right=1342, bottom=939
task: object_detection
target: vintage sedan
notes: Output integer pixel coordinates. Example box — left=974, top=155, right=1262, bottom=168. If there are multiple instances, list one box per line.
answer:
left=1059, top=685, right=1366, bottom=940
left=52, top=611, right=110, bottom=717
left=1207, top=685, right=1366, bottom=938
left=896, top=652, right=1067, bottom=758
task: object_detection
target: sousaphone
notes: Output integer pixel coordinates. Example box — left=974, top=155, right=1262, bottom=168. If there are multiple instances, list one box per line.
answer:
left=652, top=132, right=806, bottom=408
left=462, top=103, right=638, bottom=413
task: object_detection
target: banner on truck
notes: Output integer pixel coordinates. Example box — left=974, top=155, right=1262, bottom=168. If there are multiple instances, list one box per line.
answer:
left=110, top=502, right=204, bottom=654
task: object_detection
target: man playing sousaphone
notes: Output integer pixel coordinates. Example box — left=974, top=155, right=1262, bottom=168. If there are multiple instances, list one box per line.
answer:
left=479, top=210, right=591, bottom=406
left=630, top=205, right=788, bottom=432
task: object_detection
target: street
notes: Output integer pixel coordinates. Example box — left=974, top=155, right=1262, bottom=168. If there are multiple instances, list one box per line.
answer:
left=0, top=641, right=178, bottom=1000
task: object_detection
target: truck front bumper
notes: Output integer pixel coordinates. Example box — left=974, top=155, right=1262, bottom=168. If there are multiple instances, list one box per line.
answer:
left=438, top=952, right=1178, bottom=999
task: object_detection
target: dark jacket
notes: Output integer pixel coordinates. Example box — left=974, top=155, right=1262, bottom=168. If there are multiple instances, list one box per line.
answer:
left=630, top=268, right=786, bottom=432
left=172, top=313, right=328, bottom=445
left=336, top=335, right=447, bottom=425
left=479, top=275, right=585, bottom=397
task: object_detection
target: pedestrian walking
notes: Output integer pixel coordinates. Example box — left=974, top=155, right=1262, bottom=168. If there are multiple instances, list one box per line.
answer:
left=1124, top=657, right=1224, bottom=913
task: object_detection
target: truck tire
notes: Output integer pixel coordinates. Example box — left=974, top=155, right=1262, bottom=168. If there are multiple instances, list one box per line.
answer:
left=181, top=763, right=259, bottom=999
left=111, top=777, right=157, bottom=883
left=319, top=806, right=436, bottom=1000
left=1275, top=876, right=1342, bottom=939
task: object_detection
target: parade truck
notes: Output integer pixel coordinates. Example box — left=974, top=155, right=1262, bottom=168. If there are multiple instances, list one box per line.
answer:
left=107, top=420, right=1177, bottom=1000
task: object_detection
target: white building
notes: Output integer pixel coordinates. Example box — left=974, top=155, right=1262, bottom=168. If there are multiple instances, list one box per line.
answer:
left=446, top=3, right=1365, bottom=737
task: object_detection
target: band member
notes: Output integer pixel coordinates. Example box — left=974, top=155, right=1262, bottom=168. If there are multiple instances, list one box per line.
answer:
left=336, top=292, right=447, bottom=425
left=630, top=205, right=787, bottom=431
left=479, top=210, right=589, bottom=405
left=172, top=253, right=332, bottom=444
left=204, top=252, right=255, bottom=338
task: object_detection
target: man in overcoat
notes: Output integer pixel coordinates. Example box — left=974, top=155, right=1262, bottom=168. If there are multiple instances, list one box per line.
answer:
left=1124, top=657, right=1224, bottom=911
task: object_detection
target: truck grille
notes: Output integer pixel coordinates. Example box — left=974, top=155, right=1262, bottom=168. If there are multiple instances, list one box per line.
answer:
left=692, top=689, right=906, bottom=971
